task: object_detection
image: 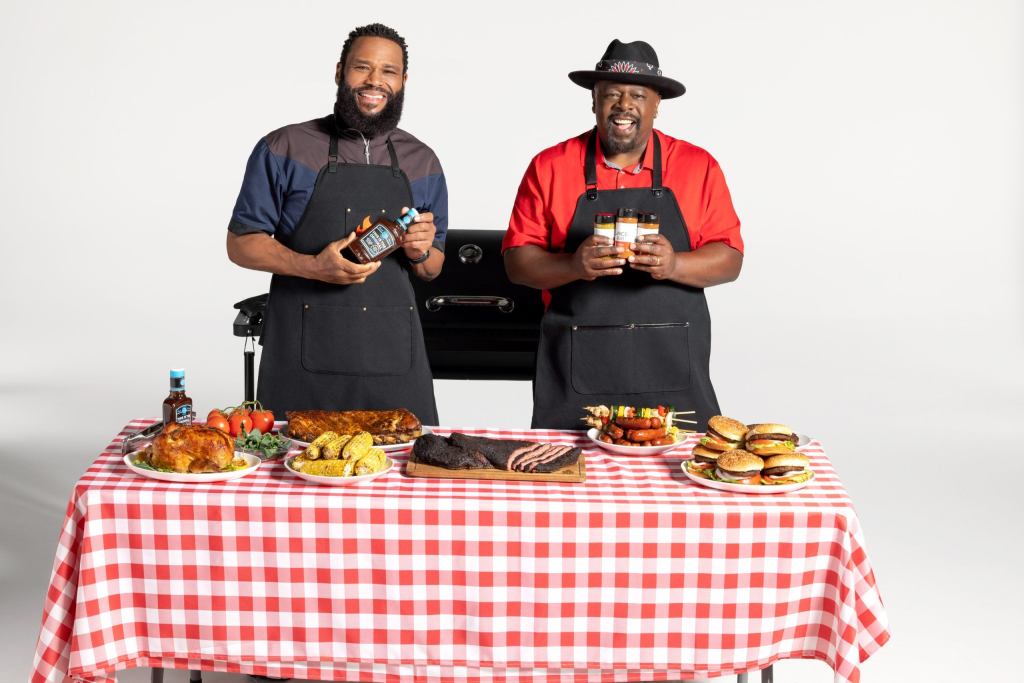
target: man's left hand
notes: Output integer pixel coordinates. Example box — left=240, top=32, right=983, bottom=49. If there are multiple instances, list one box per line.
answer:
left=401, top=207, right=436, bottom=261
left=629, top=234, right=677, bottom=280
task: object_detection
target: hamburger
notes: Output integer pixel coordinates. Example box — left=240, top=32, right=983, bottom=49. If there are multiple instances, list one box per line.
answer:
left=745, top=423, right=797, bottom=457
left=714, top=449, right=764, bottom=485
left=699, top=415, right=748, bottom=452
left=686, top=444, right=723, bottom=478
left=761, top=453, right=813, bottom=485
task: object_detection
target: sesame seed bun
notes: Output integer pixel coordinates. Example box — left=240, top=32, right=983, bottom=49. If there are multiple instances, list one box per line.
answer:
left=706, top=415, right=749, bottom=442
left=746, top=423, right=794, bottom=438
left=762, top=453, right=809, bottom=470
left=716, top=449, right=764, bottom=474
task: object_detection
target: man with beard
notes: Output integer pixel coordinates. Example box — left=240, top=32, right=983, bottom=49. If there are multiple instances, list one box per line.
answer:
left=504, top=39, right=744, bottom=433
left=226, top=23, right=446, bottom=423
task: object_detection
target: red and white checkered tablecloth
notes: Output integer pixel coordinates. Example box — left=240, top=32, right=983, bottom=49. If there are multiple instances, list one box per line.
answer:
left=32, top=420, right=889, bottom=683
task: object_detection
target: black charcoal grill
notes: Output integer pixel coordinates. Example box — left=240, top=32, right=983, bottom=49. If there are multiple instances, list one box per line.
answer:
left=231, top=229, right=543, bottom=398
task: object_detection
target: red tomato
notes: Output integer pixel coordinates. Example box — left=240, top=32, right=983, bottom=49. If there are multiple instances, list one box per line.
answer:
left=207, top=408, right=227, bottom=422
left=228, top=410, right=253, bottom=437
left=657, top=405, right=668, bottom=416
left=206, top=414, right=230, bottom=433
left=249, top=409, right=274, bottom=435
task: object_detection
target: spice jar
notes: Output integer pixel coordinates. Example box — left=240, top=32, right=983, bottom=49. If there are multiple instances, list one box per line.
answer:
left=637, top=212, right=660, bottom=242
left=613, top=208, right=638, bottom=257
left=592, top=212, right=615, bottom=252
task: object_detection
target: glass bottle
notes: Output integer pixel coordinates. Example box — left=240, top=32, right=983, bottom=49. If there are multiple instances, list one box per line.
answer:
left=162, top=368, right=193, bottom=426
left=349, top=208, right=419, bottom=264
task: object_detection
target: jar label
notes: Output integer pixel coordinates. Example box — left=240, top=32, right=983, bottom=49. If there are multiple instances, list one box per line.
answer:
left=614, top=220, right=637, bottom=244
left=637, top=226, right=660, bottom=238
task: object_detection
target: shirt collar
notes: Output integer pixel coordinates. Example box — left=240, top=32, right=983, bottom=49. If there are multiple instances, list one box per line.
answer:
left=597, top=130, right=657, bottom=174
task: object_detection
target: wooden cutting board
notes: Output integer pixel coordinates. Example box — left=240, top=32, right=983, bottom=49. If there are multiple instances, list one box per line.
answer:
left=404, top=452, right=586, bottom=483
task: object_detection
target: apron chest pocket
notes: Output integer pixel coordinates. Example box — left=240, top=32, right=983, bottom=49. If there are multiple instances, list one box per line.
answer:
left=301, top=304, right=413, bottom=376
left=570, top=322, right=692, bottom=395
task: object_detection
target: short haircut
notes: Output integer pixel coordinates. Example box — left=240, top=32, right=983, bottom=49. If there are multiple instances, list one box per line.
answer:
left=339, top=23, right=409, bottom=73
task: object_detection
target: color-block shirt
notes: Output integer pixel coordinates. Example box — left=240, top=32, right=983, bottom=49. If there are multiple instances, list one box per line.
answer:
left=503, top=129, right=742, bottom=254
left=229, top=116, right=447, bottom=252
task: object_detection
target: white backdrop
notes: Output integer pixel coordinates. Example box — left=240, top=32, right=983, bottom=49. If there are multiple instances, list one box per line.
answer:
left=2, top=1, right=1021, bottom=681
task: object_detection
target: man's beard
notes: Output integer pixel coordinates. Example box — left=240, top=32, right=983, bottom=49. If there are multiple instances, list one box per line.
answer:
left=334, top=81, right=405, bottom=138
left=601, top=115, right=646, bottom=155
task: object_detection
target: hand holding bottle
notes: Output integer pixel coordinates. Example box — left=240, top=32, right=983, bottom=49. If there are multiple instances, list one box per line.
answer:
left=400, top=206, right=436, bottom=262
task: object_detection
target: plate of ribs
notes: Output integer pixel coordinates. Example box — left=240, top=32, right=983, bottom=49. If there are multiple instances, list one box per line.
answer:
left=282, top=408, right=427, bottom=452
left=408, top=433, right=585, bottom=483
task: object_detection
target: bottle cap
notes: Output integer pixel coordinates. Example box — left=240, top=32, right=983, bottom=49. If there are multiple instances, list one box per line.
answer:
left=400, top=207, right=419, bottom=226
left=170, top=368, right=185, bottom=378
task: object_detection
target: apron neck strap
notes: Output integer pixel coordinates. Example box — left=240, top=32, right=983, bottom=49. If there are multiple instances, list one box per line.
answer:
left=325, top=132, right=402, bottom=178
left=583, top=127, right=664, bottom=200
left=385, top=138, right=401, bottom=178
left=328, top=135, right=339, bottom=173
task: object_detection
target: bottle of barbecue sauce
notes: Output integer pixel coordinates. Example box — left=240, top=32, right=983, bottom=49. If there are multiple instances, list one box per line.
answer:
left=162, top=368, right=193, bottom=426
left=349, top=208, right=419, bottom=264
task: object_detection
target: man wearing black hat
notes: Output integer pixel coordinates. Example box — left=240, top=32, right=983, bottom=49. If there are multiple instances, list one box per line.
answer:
left=503, top=40, right=744, bottom=432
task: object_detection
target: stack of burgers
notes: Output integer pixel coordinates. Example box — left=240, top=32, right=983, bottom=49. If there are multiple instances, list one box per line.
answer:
left=688, top=417, right=812, bottom=486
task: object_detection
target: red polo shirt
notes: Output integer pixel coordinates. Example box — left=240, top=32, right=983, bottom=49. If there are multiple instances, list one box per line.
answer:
left=503, top=129, right=743, bottom=254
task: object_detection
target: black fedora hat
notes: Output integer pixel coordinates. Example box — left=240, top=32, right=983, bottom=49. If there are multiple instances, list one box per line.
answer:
left=568, top=39, right=685, bottom=99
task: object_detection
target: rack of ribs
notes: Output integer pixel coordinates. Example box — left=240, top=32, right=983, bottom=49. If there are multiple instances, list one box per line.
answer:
left=286, top=409, right=422, bottom=445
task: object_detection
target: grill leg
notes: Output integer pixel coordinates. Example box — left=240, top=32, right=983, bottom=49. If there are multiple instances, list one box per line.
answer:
left=190, top=670, right=203, bottom=682
left=244, top=345, right=255, bottom=403
left=736, top=674, right=748, bottom=683
left=150, top=669, right=163, bottom=683
left=760, top=664, right=774, bottom=682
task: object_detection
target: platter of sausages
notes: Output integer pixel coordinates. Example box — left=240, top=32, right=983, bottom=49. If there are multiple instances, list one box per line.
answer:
left=582, top=405, right=692, bottom=455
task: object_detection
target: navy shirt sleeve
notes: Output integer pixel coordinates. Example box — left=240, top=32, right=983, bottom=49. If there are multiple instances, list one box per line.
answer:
left=228, top=139, right=284, bottom=236
left=410, top=169, right=448, bottom=252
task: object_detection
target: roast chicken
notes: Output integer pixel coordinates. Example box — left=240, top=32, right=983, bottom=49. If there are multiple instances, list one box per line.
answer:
left=146, top=423, right=235, bottom=473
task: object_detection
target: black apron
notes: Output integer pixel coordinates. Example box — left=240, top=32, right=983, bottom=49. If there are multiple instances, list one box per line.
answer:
left=532, top=129, right=720, bottom=431
left=256, top=126, right=438, bottom=424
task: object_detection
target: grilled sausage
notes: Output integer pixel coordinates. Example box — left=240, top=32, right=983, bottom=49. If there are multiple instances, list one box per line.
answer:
left=626, top=428, right=666, bottom=442
left=615, top=417, right=652, bottom=429
left=599, top=433, right=614, bottom=443
left=650, top=435, right=676, bottom=446
left=605, top=423, right=625, bottom=439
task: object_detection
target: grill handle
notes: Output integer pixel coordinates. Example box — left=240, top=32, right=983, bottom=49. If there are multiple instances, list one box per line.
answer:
left=425, top=295, right=515, bottom=313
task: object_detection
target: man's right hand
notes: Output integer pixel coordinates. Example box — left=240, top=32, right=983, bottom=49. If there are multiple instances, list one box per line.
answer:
left=311, top=232, right=381, bottom=285
left=573, top=235, right=626, bottom=281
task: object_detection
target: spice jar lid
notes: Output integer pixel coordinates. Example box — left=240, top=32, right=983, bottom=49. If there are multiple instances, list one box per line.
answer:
left=594, top=212, right=616, bottom=222
left=616, top=207, right=637, bottom=218
left=639, top=212, right=659, bottom=223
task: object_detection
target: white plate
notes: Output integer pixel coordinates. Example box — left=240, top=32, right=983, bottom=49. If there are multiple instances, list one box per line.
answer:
left=281, top=425, right=431, bottom=452
left=586, top=428, right=687, bottom=456
left=284, top=455, right=394, bottom=486
left=795, top=433, right=812, bottom=448
left=123, top=451, right=260, bottom=483
left=681, top=460, right=814, bottom=494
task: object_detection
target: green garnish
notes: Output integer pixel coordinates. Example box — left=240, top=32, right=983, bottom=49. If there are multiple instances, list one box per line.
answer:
left=235, top=428, right=289, bottom=460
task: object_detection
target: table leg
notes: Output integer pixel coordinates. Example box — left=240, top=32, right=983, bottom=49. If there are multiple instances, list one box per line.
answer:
left=760, top=664, right=774, bottom=682
left=150, top=669, right=163, bottom=683
left=736, top=674, right=748, bottom=683
left=190, top=671, right=203, bottom=681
